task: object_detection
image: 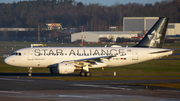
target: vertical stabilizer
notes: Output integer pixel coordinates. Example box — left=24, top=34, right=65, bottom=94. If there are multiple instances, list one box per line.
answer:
left=135, top=17, right=169, bottom=48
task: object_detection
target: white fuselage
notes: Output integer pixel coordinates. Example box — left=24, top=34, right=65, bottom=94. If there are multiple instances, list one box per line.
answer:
left=4, top=47, right=173, bottom=68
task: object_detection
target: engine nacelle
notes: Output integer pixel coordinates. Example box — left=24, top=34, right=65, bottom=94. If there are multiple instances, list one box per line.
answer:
left=49, top=63, right=75, bottom=74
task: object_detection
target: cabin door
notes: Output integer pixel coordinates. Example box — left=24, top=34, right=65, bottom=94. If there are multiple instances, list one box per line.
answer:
left=132, top=49, right=138, bottom=60
left=28, top=49, right=34, bottom=60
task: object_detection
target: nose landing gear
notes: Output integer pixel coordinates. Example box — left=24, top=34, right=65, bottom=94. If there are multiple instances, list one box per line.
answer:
left=28, top=67, right=33, bottom=77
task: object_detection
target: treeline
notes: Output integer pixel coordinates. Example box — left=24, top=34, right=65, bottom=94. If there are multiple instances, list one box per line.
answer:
left=0, top=0, right=180, bottom=30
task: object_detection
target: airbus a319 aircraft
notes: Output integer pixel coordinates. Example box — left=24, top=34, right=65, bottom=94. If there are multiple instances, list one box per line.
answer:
left=4, top=17, right=173, bottom=77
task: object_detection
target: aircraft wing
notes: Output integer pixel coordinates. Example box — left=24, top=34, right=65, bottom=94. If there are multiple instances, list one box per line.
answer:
left=63, top=55, right=114, bottom=67
left=75, top=55, right=114, bottom=62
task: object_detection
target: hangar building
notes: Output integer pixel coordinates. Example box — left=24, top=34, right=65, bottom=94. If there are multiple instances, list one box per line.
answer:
left=166, top=23, right=180, bottom=36
left=123, top=17, right=159, bottom=34
left=123, top=17, right=180, bottom=36
left=71, top=31, right=137, bottom=42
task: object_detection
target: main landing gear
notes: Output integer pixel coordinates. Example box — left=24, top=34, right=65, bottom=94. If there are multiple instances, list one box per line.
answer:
left=79, top=65, right=91, bottom=77
left=28, top=67, right=33, bottom=77
left=79, top=70, right=91, bottom=77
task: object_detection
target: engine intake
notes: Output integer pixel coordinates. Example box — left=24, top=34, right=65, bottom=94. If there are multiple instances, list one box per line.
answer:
left=49, top=63, right=75, bottom=74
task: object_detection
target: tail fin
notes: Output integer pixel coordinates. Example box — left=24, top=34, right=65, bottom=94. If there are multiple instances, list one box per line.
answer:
left=135, top=17, right=169, bottom=48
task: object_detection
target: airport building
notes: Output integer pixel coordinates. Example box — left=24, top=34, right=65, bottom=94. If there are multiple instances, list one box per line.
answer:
left=123, top=17, right=180, bottom=36
left=71, top=17, right=180, bottom=43
left=71, top=17, right=160, bottom=43
left=166, top=23, right=180, bottom=36
left=71, top=31, right=137, bottom=42
left=46, top=23, right=62, bottom=30
left=123, top=17, right=159, bottom=34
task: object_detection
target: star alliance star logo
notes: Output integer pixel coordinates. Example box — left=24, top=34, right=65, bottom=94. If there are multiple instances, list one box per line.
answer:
left=148, top=30, right=161, bottom=46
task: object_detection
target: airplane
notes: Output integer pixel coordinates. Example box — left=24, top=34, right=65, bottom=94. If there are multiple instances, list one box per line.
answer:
left=4, top=17, right=173, bottom=77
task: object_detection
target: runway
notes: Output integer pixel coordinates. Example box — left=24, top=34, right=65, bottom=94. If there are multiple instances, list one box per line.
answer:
left=0, top=74, right=180, bottom=101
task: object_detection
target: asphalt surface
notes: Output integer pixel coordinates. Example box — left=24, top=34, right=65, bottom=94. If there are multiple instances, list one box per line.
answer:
left=0, top=73, right=180, bottom=101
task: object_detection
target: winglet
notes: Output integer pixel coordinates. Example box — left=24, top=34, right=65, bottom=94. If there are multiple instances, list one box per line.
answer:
left=135, top=17, right=169, bottom=48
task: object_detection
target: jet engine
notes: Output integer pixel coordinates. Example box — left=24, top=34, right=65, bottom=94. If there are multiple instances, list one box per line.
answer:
left=49, top=63, right=75, bottom=74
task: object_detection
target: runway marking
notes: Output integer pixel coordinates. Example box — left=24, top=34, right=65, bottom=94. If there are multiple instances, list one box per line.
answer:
left=0, top=91, right=21, bottom=94
left=0, top=92, right=158, bottom=100
left=59, top=95, right=97, bottom=99
left=58, top=94, right=153, bottom=100
left=0, top=78, right=33, bottom=82
left=73, top=84, right=131, bottom=90
left=0, top=91, right=178, bottom=100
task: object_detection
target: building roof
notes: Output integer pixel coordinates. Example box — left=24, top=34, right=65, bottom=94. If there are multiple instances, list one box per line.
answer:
left=74, top=31, right=137, bottom=35
left=124, top=17, right=159, bottom=19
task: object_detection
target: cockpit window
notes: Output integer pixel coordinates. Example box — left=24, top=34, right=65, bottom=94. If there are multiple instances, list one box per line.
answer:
left=11, top=53, right=15, bottom=55
left=12, top=52, right=22, bottom=56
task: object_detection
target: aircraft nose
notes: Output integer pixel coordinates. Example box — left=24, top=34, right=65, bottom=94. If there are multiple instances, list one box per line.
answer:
left=4, top=56, right=19, bottom=67
left=4, top=56, right=15, bottom=66
left=4, top=57, right=10, bottom=65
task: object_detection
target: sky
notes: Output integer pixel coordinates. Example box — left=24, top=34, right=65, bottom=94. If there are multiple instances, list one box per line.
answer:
left=0, top=0, right=163, bottom=6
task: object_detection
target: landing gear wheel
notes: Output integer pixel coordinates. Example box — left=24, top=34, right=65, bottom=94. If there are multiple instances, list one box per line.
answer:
left=28, top=67, right=33, bottom=77
left=79, top=71, right=85, bottom=77
left=85, top=72, right=91, bottom=77
left=28, top=73, right=32, bottom=77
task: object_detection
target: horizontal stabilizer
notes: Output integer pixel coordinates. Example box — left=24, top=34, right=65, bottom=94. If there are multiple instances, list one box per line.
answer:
left=149, top=50, right=173, bottom=54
